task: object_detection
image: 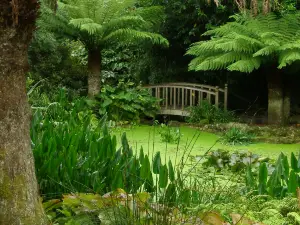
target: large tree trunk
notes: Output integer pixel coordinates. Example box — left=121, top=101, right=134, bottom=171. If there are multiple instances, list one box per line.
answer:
left=88, top=49, right=101, bottom=97
left=0, top=1, right=47, bottom=224
left=267, top=70, right=290, bottom=124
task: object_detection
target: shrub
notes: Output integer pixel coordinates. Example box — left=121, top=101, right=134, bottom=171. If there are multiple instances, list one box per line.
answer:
left=187, top=101, right=234, bottom=124
left=158, top=123, right=182, bottom=143
left=221, top=127, right=255, bottom=145
left=95, top=80, right=160, bottom=123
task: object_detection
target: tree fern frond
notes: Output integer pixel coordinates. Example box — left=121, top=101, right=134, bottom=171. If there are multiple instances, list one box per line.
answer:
left=214, top=39, right=258, bottom=53
left=227, top=57, right=261, bottom=73
left=41, top=0, right=168, bottom=52
left=188, top=56, right=208, bottom=71
left=194, top=56, right=228, bottom=71
left=69, top=18, right=94, bottom=28
left=133, top=6, right=165, bottom=26
left=188, top=12, right=300, bottom=73
left=278, top=50, right=300, bottom=68
left=102, top=29, right=169, bottom=47
left=279, top=41, right=300, bottom=51
left=253, top=46, right=277, bottom=57
left=80, top=23, right=103, bottom=35
left=102, top=16, right=146, bottom=36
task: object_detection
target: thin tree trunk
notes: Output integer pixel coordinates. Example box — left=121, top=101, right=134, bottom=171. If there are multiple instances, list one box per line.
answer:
left=88, top=49, right=101, bottom=97
left=267, top=71, right=285, bottom=124
left=0, top=1, right=47, bottom=224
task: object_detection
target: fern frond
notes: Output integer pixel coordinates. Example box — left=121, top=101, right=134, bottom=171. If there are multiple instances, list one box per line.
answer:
left=278, top=50, right=300, bottom=68
left=227, top=57, right=261, bottom=73
left=41, top=0, right=167, bottom=49
left=188, top=12, right=300, bottom=73
left=80, top=23, right=103, bottom=35
left=102, top=16, right=146, bottom=36
left=279, top=41, right=300, bottom=51
left=69, top=18, right=94, bottom=28
left=133, top=6, right=165, bottom=26
left=102, top=29, right=169, bottom=47
left=253, top=46, right=277, bottom=57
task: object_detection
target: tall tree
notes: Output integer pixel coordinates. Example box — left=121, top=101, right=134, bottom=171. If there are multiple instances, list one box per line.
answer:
left=0, top=1, right=47, bottom=224
left=41, top=0, right=168, bottom=97
left=187, top=13, right=300, bottom=124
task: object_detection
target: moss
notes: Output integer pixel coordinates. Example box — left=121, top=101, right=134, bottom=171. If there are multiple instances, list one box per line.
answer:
left=0, top=174, right=13, bottom=199
left=0, top=148, right=5, bottom=161
left=0, top=172, right=47, bottom=224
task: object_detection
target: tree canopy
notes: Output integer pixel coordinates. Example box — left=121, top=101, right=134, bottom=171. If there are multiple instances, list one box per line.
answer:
left=187, top=12, right=300, bottom=73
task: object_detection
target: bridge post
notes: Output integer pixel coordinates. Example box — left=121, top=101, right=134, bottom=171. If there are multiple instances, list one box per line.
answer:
left=174, top=88, right=176, bottom=109
left=224, top=84, right=228, bottom=110
left=215, top=86, right=219, bottom=108
left=182, top=88, right=184, bottom=110
left=165, top=87, right=168, bottom=109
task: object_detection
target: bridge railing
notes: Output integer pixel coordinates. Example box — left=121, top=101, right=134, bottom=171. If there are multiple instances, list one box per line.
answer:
left=144, top=83, right=228, bottom=114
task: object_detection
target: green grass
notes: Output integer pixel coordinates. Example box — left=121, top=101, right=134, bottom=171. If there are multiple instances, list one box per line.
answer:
left=112, top=125, right=300, bottom=162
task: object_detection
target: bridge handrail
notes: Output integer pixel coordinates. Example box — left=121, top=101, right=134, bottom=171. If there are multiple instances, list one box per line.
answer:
left=144, top=82, right=227, bottom=93
left=144, top=85, right=216, bottom=95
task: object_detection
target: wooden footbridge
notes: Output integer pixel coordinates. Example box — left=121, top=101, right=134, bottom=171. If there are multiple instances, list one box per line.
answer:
left=144, top=83, right=228, bottom=116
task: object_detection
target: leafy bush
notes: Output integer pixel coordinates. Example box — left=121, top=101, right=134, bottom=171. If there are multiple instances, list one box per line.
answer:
left=187, top=101, right=234, bottom=124
left=221, top=127, right=255, bottom=145
left=95, top=80, right=160, bottom=123
left=158, top=123, right=182, bottom=143
left=246, top=152, right=300, bottom=198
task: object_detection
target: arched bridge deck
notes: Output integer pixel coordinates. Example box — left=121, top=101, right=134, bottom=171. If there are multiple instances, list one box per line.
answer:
left=144, top=83, right=228, bottom=116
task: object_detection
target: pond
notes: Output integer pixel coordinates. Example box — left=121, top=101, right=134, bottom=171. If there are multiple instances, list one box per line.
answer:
left=113, top=125, right=300, bottom=162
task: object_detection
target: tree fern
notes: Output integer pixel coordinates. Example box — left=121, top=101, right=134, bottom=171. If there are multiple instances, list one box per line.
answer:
left=39, top=0, right=168, bottom=96
left=187, top=12, right=300, bottom=73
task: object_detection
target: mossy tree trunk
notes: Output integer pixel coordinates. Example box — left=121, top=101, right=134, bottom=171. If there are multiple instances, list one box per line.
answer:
left=267, top=70, right=290, bottom=124
left=87, top=49, right=101, bottom=97
left=0, top=1, right=48, bottom=224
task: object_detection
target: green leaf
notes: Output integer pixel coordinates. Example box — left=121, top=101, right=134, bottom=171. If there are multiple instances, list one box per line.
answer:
left=153, top=152, right=161, bottom=174
left=159, top=164, right=168, bottom=188
left=165, top=183, right=176, bottom=204
left=245, top=165, right=256, bottom=189
left=168, top=160, right=175, bottom=182
left=140, top=155, right=151, bottom=180
left=288, top=170, right=298, bottom=194
left=282, top=154, right=289, bottom=183
left=291, top=152, right=298, bottom=172
left=258, top=162, right=268, bottom=195
left=139, top=147, right=144, bottom=163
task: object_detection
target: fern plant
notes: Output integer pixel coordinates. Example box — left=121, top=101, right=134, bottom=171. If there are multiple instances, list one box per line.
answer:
left=187, top=12, right=300, bottom=124
left=40, top=0, right=168, bottom=96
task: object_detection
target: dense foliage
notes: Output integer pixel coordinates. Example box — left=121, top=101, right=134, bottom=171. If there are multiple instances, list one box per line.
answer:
left=187, top=101, right=235, bottom=124
left=94, top=80, right=160, bottom=123
left=21, top=0, right=300, bottom=224
left=31, top=95, right=162, bottom=195
left=187, top=13, right=300, bottom=73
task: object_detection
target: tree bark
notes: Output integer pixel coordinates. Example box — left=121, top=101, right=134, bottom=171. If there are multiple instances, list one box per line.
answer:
left=0, top=1, right=48, bottom=224
left=88, top=49, right=101, bottom=97
left=267, top=71, right=287, bottom=124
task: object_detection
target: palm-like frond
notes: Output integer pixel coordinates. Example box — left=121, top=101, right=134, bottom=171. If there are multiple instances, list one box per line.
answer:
left=102, top=29, right=169, bottom=47
left=188, top=12, right=300, bottom=73
left=41, top=0, right=168, bottom=50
